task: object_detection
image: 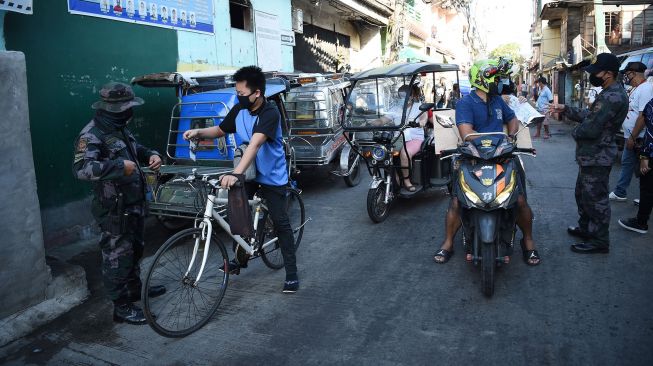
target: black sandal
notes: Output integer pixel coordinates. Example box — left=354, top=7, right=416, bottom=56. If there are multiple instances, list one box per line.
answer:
left=520, top=239, right=541, bottom=266
left=433, top=249, right=454, bottom=264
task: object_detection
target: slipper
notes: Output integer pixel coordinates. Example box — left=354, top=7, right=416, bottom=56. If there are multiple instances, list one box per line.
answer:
left=433, top=249, right=454, bottom=264
left=520, top=239, right=541, bottom=266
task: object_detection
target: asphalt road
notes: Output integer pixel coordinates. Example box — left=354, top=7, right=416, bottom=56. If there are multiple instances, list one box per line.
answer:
left=1, top=121, right=652, bottom=365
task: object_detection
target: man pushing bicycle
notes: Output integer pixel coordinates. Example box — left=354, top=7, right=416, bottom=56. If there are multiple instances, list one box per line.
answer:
left=183, top=66, right=299, bottom=293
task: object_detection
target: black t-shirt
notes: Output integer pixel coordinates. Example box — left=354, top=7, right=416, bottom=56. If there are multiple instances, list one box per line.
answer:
left=219, top=100, right=280, bottom=141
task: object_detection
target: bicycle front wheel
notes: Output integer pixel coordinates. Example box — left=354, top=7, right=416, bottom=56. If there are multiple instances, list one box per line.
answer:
left=260, top=188, right=306, bottom=270
left=142, top=227, right=229, bottom=338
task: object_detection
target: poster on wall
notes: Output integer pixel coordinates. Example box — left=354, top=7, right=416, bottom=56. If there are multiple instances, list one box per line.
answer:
left=0, top=0, right=33, bottom=14
left=255, top=10, right=282, bottom=72
left=67, top=0, right=213, bottom=34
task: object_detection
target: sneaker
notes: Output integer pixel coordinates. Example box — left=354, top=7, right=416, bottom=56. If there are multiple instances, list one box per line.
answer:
left=282, top=280, right=299, bottom=293
left=634, top=198, right=640, bottom=206
left=609, top=192, right=627, bottom=201
left=113, top=303, right=147, bottom=325
left=618, top=218, right=648, bottom=234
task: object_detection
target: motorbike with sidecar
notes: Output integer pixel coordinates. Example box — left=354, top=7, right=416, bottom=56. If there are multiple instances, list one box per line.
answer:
left=130, top=72, right=296, bottom=230
left=341, top=63, right=461, bottom=222
left=283, top=76, right=361, bottom=187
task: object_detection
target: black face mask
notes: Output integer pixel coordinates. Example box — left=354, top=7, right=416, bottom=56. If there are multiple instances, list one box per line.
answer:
left=237, top=92, right=257, bottom=110
left=589, top=73, right=605, bottom=87
left=96, top=108, right=133, bottom=128
left=488, top=82, right=500, bottom=97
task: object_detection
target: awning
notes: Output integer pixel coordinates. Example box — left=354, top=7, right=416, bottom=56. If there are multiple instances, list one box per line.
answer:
left=398, top=48, right=436, bottom=63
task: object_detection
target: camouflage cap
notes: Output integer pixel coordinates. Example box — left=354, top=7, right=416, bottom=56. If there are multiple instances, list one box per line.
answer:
left=91, top=82, right=144, bottom=113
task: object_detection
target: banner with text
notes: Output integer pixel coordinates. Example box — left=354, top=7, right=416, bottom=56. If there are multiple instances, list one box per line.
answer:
left=67, top=0, right=213, bottom=34
left=255, top=10, right=281, bottom=72
left=0, top=0, right=32, bottom=14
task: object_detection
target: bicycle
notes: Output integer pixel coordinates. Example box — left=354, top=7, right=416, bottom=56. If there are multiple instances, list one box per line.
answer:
left=141, top=171, right=307, bottom=337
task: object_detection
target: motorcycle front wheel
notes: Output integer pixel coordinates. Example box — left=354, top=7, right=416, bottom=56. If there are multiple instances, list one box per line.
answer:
left=367, top=181, right=390, bottom=223
left=481, top=242, right=496, bottom=297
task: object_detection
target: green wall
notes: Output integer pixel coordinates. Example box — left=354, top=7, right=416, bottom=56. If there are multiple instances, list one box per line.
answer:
left=5, top=2, right=178, bottom=208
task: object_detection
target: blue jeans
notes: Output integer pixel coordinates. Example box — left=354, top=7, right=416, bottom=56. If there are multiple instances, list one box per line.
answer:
left=613, top=147, right=637, bottom=197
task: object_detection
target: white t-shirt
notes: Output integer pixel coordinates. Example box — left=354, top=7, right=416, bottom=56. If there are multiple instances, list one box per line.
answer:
left=404, top=102, right=425, bottom=141
left=623, top=81, right=653, bottom=138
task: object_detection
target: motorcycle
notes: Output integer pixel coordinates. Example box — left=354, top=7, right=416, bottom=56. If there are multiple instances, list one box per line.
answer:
left=341, top=63, right=461, bottom=223
left=441, top=131, right=535, bottom=297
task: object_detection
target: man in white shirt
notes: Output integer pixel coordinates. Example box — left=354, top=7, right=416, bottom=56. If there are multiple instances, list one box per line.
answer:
left=610, top=62, right=653, bottom=201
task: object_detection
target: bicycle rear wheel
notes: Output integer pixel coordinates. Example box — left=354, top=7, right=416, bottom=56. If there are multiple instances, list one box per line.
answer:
left=260, top=188, right=305, bottom=270
left=142, top=227, right=229, bottom=338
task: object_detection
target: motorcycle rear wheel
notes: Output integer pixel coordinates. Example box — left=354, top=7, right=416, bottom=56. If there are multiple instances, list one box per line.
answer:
left=481, top=242, right=496, bottom=297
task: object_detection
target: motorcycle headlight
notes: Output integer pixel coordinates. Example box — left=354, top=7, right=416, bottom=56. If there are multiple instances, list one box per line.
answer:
left=459, top=171, right=481, bottom=205
left=372, top=145, right=387, bottom=161
left=493, top=171, right=517, bottom=206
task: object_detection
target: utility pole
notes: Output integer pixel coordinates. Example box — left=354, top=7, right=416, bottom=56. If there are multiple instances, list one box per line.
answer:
left=385, top=0, right=405, bottom=65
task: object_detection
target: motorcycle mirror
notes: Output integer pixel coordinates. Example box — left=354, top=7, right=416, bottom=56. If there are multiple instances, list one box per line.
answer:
left=419, top=103, right=435, bottom=112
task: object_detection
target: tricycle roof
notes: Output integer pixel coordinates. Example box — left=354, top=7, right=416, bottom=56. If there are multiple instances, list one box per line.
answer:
left=197, top=77, right=290, bottom=97
left=131, top=71, right=236, bottom=89
left=351, top=62, right=459, bottom=81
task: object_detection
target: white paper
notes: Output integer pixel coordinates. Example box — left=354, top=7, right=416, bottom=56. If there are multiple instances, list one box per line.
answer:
left=189, top=140, right=197, bottom=162
left=506, top=95, right=545, bottom=126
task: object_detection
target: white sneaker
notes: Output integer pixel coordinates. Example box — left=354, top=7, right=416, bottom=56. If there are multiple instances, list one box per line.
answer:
left=634, top=198, right=640, bottom=206
left=609, top=192, right=627, bottom=201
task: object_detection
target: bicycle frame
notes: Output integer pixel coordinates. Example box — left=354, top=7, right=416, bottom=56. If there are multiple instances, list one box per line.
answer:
left=185, top=186, right=282, bottom=285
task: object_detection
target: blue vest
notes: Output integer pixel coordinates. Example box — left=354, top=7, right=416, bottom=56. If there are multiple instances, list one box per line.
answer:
left=235, top=107, right=288, bottom=186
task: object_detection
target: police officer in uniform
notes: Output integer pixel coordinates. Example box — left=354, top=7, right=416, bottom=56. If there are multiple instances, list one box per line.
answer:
left=73, top=82, right=166, bottom=324
left=550, top=53, right=629, bottom=253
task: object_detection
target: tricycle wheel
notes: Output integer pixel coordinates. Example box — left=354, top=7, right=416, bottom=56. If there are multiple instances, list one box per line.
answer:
left=367, top=183, right=390, bottom=223
left=157, top=216, right=191, bottom=232
left=343, top=151, right=361, bottom=187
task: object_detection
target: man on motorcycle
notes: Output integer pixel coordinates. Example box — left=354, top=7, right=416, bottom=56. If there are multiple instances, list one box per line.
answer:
left=433, top=59, right=541, bottom=266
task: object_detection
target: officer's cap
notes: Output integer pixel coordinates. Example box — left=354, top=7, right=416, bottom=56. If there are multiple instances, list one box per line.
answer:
left=92, top=82, right=144, bottom=113
left=621, top=61, right=647, bottom=74
left=584, top=53, right=620, bottom=74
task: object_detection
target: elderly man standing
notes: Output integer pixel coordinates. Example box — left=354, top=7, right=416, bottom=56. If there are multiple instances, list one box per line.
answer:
left=609, top=62, right=653, bottom=202
left=73, top=82, right=165, bottom=324
left=550, top=53, right=629, bottom=253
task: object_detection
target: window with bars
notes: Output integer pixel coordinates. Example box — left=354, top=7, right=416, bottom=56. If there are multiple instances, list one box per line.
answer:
left=619, top=7, right=653, bottom=46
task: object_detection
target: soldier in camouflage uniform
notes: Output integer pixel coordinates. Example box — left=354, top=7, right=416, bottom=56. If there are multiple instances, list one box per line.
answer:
left=73, top=82, right=165, bottom=324
left=550, top=53, right=629, bottom=253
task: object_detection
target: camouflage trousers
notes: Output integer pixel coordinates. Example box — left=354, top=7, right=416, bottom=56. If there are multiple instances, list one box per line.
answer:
left=97, top=215, right=144, bottom=303
left=575, top=166, right=612, bottom=247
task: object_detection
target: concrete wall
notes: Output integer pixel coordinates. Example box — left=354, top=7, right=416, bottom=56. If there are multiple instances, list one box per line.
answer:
left=0, top=11, right=5, bottom=50
left=4, top=2, right=179, bottom=246
left=178, top=0, right=294, bottom=72
left=350, top=24, right=382, bottom=72
left=292, top=0, right=382, bottom=72
left=541, top=21, right=561, bottom=67
left=0, top=51, right=51, bottom=319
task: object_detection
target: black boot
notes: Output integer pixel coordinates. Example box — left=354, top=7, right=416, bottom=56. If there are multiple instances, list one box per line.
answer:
left=113, top=303, right=147, bottom=325
left=128, top=285, right=167, bottom=302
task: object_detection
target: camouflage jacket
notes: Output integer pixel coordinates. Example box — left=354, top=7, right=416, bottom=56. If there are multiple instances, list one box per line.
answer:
left=72, top=117, right=160, bottom=219
left=565, top=82, right=628, bottom=166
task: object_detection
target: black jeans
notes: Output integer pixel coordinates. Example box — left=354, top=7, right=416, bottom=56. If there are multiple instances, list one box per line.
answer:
left=258, top=184, right=297, bottom=277
left=637, top=161, right=653, bottom=225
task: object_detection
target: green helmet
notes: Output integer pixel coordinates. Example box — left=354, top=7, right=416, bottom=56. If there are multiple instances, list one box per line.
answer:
left=469, top=59, right=500, bottom=93
left=496, top=57, right=514, bottom=77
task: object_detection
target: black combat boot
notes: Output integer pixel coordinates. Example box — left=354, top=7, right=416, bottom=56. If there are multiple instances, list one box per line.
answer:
left=113, top=302, right=147, bottom=325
